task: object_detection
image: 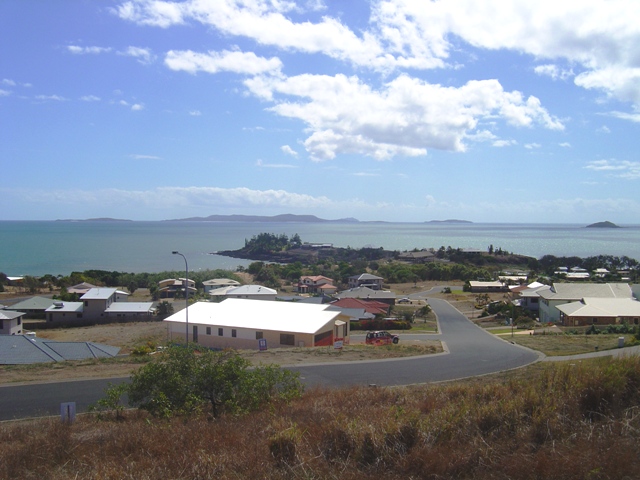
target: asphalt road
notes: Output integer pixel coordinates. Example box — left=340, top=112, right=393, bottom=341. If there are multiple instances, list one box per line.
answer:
left=0, top=294, right=540, bottom=421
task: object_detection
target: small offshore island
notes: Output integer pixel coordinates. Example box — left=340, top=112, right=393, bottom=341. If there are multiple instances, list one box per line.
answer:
left=586, top=220, right=621, bottom=228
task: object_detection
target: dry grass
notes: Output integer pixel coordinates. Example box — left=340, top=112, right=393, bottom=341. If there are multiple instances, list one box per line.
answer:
left=3, top=356, right=640, bottom=479
left=508, top=333, right=637, bottom=356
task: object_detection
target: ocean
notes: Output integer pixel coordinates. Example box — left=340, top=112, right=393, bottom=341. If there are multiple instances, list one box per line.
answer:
left=1, top=221, right=640, bottom=277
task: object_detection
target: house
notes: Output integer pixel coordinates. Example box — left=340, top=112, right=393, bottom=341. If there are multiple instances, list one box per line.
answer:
left=537, top=283, right=633, bottom=323
left=0, top=310, right=25, bottom=335
left=468, top=281, right=507, bottom=293
left=45, top=288, right=154, bottom=324
left=557, top=297, right=640, bottom=327
left=334, top=286, right=397, bottom=305
left=45, top=301, right=85, bottom=323
left=0, top=335, right=120, bottom=364
left=348, top=273, right=384, bottom=290
left=209, top=285, right=278, bottom=301
left=158, top=278, right=197, bottom=298
left=202, top=278, right=241, bottom=294
left=164, top=298, right=350, bottom=349
left=329, top=298, right=390, bottom=316
left=296, top=275, right=337, bottom=295
left=397, top=250, right=436, bottom=263
left=67, top=282, right=97, bottom=295
left=516, top=283, right=550, bottom=312
left=3, top=296, right=55, bottom=318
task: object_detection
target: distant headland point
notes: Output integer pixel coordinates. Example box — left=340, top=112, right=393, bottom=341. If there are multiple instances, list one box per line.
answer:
left=585, top=221, right=621, bottom=229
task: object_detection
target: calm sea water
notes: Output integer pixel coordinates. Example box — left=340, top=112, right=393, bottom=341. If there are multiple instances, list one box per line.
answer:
left=1, top=221, right=640, bottom=276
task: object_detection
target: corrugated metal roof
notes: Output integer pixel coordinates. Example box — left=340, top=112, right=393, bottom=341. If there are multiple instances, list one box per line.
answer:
left=163, top=299, right=342, bottom=334
left=105, top=302, right=154, bottom=313
left=81, top=288, right=118, bottom=300
left=5, top=296, right=55, bottom=311
left=0, top=337, right=119, bottom=364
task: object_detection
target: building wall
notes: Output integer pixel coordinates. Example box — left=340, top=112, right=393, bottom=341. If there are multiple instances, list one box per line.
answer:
left=0, top=318, right=23, bottom=335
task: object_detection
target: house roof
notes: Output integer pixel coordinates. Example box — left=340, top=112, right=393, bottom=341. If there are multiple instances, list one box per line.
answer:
left=202, top=278, right=241, bottom=286
left=330, top=298, right=389, bottom=315
left=557, top=298, right=640, bottom=318
left=4, top=296, right=55, bottom=311
left=164, top=299, right=343, bottom=335
left=469, top=281, right=504, bottom=287
left=538, top=283, right=632, bottom=301
left=81, top=288, right=117, bottom=300
left=0, top=336, right=120, bottom=364
left=45, top=302, right=84, bottom=313
left=0, top=310, right=25, bottom=321
left=349, top=273, right=383, bottom=281
left=105, top=302, right=154, bottom=313
left=334, top=287, right=396, bottom=300
left=67, top=282, right=97, bottom=293
left=227, top=285, right=277, bottom=296
left=300, top=275, right=334, bottom=283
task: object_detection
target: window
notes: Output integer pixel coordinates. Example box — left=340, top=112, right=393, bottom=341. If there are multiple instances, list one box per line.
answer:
left=84, top=301, right=88, bottom=307
left=206, top=327, right=211, bottom=335
left=256, top=331, right=263, bottom=340
left=218, top=328, right=223, bottom=336
left=232, top=329, right=237, bottom=338
left=280, top=333, right=295, bottom=346
left=17, top=318, right=21, bottom=325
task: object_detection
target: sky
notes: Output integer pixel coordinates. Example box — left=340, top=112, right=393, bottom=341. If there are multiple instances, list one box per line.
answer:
left=1, top=0, right=640, bottom=224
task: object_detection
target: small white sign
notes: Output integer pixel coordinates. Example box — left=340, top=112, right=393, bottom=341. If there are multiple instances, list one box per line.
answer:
left=334, top=338, right=344, bottom=350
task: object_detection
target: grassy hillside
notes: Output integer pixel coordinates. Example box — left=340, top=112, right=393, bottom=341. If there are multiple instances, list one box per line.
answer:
left=2, top=356, right=640, bottom=479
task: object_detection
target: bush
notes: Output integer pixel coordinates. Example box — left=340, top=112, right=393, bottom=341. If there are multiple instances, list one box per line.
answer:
left=351, top=319, right=411, bottom=331
left=101, top=345, right=303, bottom=418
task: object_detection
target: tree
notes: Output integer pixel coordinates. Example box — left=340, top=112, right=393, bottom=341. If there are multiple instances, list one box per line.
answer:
left=156, top=300, right=174, bottom=316
left=121, top=345, right=303, bottom=418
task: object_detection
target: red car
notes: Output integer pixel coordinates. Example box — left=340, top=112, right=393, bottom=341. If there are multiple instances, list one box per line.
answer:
left=365, top=330, right=399, bottom=345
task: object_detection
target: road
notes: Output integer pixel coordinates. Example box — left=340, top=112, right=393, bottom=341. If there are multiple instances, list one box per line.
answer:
left=0, top=293, right=541, bottom=421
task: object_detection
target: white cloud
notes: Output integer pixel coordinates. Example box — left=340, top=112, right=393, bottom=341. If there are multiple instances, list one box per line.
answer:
left=353, top=172, right=381, bottom=177
left=165, top=49, right=282, bottom=76
left=35, top=94, right=66, bottom=101
left=130, top=154, right=161, bottom=160
left=189, top=110, right=202, bottom=116
left=67, top=45, right=111, bottom=55
left=559, top=142, right=571, bottom=147
left=2, top=79, right=16, bottom=86
left=608, top=111, right=640, bottom=123
left=131, top=103, right=144, bottom=111
left=120, top=46, right=155, bottom=64
left=113, top=0, right=185, bottom=27
left=80, top=95, right=101, bottom=102
left=115, top=0, right=640, bottom=109
left=492, top=139, right=517, bottom=147
left=245, top=73, right=562, bottom=160
left=0, top=89, right=10, bottom=96
left=597, top=125, right=611, bottom=134
left=534, top=64, right=573, bottom=81
left=524, top=143, right=541, bottom=149
left=585, top=159, right=640, bottom=179
left=256, top=159, right=297, bottom=168
left=281, top=145, right=298, bottom=157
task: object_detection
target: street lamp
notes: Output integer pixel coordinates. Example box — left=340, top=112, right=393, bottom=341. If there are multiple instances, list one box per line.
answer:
left=172, top=251, right=189, bottom=345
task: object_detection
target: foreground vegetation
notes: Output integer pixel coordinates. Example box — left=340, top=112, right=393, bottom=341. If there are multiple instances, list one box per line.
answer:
left=3, top=356, right=640, bottom=479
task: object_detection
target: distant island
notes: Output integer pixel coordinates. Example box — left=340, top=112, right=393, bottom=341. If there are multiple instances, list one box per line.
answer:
left=56, top=218, right=133, bottom=222
left=426, top=219, right=472, bottom=224
left=165, top=214, right=359, bottom=223
left=586, top=221, right=621, bottom=229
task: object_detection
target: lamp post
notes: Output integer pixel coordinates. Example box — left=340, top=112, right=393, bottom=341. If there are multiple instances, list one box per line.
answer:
left=172, top=251, right=189, bottom=345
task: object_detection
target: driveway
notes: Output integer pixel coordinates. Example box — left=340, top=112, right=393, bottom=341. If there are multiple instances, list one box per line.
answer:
left=0, top=295, right=540, bottom=420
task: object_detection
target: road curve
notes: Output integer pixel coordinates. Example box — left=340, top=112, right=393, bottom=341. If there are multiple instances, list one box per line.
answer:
left=289, top=297, right=540, bottom=387
left=0, top=297, right=540, bottom=421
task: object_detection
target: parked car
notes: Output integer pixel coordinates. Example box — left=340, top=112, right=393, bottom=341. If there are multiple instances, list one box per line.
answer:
left=365, top=330, right=399, bottom=345
left=397, top=297, right=411, bottom=304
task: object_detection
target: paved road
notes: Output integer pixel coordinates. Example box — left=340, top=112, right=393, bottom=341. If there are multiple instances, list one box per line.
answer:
left=0, top=295, right=541, bottom=421
left=289, top=297, right=540, bottom=387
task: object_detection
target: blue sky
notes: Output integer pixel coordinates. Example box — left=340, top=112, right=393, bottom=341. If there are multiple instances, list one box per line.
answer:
left=2, top=0, right=640, bottom=223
